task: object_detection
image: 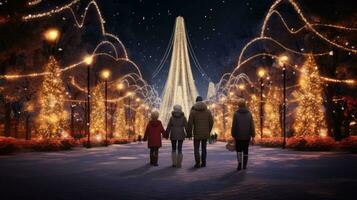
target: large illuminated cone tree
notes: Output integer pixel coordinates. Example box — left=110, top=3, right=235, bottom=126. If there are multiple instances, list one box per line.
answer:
left=37, top=56, right=68, bottom=138
left=114, top=100, right=127, bottom=138
left=90, top=85, right=105, bottom=139
left=293, top=55, right=326, bottom=136
left=264, top=86, right=281, bottom=137
left=159, top=16, right=198, bottom=125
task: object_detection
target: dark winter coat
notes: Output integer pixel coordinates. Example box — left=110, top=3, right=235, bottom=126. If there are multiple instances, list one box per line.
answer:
left=166, top=111, right=188, bottom=140
left=187, top=102, right=214, bottom=140
left=231, top=108, right=256, bottom=140
left=144, top=120, right=165, bottom=148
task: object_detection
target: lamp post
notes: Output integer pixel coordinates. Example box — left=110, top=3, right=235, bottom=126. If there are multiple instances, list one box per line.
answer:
left=101, top=69, right=111, bottom=146
left=134, top=97, right=141, bottom=136
left=238, top=83, right=245, bottom=98
left=44, top=28, right=60, bottom=54
left=126, top=91, right=133, bottom=139
left=220, top=96, right=226, bottom=137
left=84, top=55, right=93, bottom=148
left=257, top=68, right=266, bottom=139
left=278, top=55, right=288, bottom=148
left=115, top=82, right=125, bottom=138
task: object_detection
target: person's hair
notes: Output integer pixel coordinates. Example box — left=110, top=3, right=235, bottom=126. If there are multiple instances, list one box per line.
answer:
left=150, top=110, right=159, bottom=120
left=173, top=105, right=182, bottom=112
left=196, top=96, right=203, bottom=102
left=237, top=98, right=247, bottom=108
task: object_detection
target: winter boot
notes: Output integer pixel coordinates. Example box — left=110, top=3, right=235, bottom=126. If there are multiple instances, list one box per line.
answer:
left=171, top=152, right=177, bottom=167
left=237, top=151, right=243, bottom=171
left=243, top=154, right=248, bottom=170
left=194, top=163, right=200, bottom=168
left=200, top=160, right=206, bottom=168
left=153, top=152, right=159, bottom=166
left=150, top=153, right=154, bottom=165
left=176, top=154, right=183, bottom=168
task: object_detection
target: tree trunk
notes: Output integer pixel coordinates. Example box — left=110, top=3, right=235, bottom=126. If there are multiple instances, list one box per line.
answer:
left=25, top=114, right=31, bottom=140
left=4, top=102, right=11, bottom=137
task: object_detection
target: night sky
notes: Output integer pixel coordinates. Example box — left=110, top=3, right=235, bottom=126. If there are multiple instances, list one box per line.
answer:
left=101, top=0, right=273, bottom=95
left=1, top=0, right=356, bottom=97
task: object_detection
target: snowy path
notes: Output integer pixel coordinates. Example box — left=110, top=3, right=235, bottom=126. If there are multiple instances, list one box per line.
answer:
left=1, top=140, right=357, bottom=200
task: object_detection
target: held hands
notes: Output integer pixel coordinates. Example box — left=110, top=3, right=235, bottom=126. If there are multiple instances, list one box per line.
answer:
left=251, top=137, right=255, bottom=145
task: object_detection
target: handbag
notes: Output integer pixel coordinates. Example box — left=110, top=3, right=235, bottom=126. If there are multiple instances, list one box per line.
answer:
left=225, top=138, right=236, bottom=152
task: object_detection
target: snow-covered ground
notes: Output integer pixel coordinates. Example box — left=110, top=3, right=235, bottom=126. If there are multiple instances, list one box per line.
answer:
left=1, top=140, right=357, bottom=200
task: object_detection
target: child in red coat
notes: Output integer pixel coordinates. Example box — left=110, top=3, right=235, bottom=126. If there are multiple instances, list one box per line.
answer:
left=143, top=111, right=165, bottom=166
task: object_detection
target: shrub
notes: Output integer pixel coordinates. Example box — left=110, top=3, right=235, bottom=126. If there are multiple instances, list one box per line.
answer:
left=287, top=136, right=336, bottom=151
left=32, top=140, right=63, bottom=152
left=60, top=138, right=77, bottom=150
left=111, top=138, right=131, bottom=144
left=79, top=138, right=111, bottom=147
left=256, top=137, right=283, bottom=148
left=0, top=137, right=19, bottom=155
left=339, top=136, right=357, bottom=153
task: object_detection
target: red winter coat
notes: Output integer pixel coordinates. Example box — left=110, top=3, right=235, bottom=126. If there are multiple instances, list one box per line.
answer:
left=144, top=120, right=165, bottom=148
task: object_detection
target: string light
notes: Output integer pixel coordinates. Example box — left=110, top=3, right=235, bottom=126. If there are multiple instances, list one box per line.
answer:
left=264, top=86, right=282, bottom=137
left=22, top=0, right=129, bottom=59
left=261, top=0, right=357, bottom=53
left=36, top=56, right=68, bottom=138
left=28, top=0, right=42, bottom=6
left=293, top=54, right=326, bottom=136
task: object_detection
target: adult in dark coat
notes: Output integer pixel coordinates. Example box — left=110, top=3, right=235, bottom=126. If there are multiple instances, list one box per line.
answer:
left=187, top=96, right=214, bottom=168
left=165, top=105, right=188, bottom=168
left=144, top=111, right=165, bottom=166
left=231, top=98, right=256, bottom=171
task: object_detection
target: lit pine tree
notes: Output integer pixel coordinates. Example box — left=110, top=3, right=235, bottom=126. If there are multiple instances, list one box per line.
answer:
left=248, top=94, right=261, bottom=137
left=293, top=54, right=326, bottom=136
left=90, top=85, right=106, bottom=139
left=37, top=56, right=68, bottom=138
left=114, top=100, right=127, bottom=138
left=264, top=86, right=282, bottom=137
left=134, top=106, right=147, bottom=138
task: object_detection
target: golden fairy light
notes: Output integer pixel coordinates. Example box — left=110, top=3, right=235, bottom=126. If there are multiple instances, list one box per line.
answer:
left=100, top=69, right=111, bottom=80
left=113, top=99, right=127, bottom=138
left=248, top=94, right=261, bottom=137
left=264, top=86, right=282, bottom=137
left=293, top=54, right=326, bottom=136
left=36, top=56, right=68, bottom=138
left=83, top=55, right=94, bottom=65
left=90, top=85, right=106, bottom=137
left=44, top=28, right=60, bottom=42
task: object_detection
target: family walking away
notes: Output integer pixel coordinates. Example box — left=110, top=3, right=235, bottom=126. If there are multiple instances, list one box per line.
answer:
left=144, top=96, right=256, bottom=171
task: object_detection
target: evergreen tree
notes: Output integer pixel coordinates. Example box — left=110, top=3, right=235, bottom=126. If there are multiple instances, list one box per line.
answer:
left=264, top=86, right=282, bottom=137
left=248, top=94, right=261, bottom=137
left=114, top=100, right=127, bottom=138
left=134, top=106, right=147, bottom=138
left=37, top=56, right=68, bottom=138
left=293, top=54, right=326, bottom=136
left=90, top=85, right=106, bottom=139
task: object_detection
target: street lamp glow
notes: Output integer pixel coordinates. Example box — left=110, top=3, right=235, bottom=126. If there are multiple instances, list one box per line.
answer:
left=238, top=83, right=245, bottom=90
left=126, top=91, right=133, bottom=96
left=257, top=68, right=266, bottom=78
left=44, top=28, right=60, bottom=42
left=117, top=83, right=125, bottom=90
left=278, top=55, right=289, bottom=66
left=135, top=97, right=141, bottom=102
left=101, top=69, right=111, bottom=80
left=220, top=96, right=226, bottom=102
left=83, top=55, right=94, bottom=65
